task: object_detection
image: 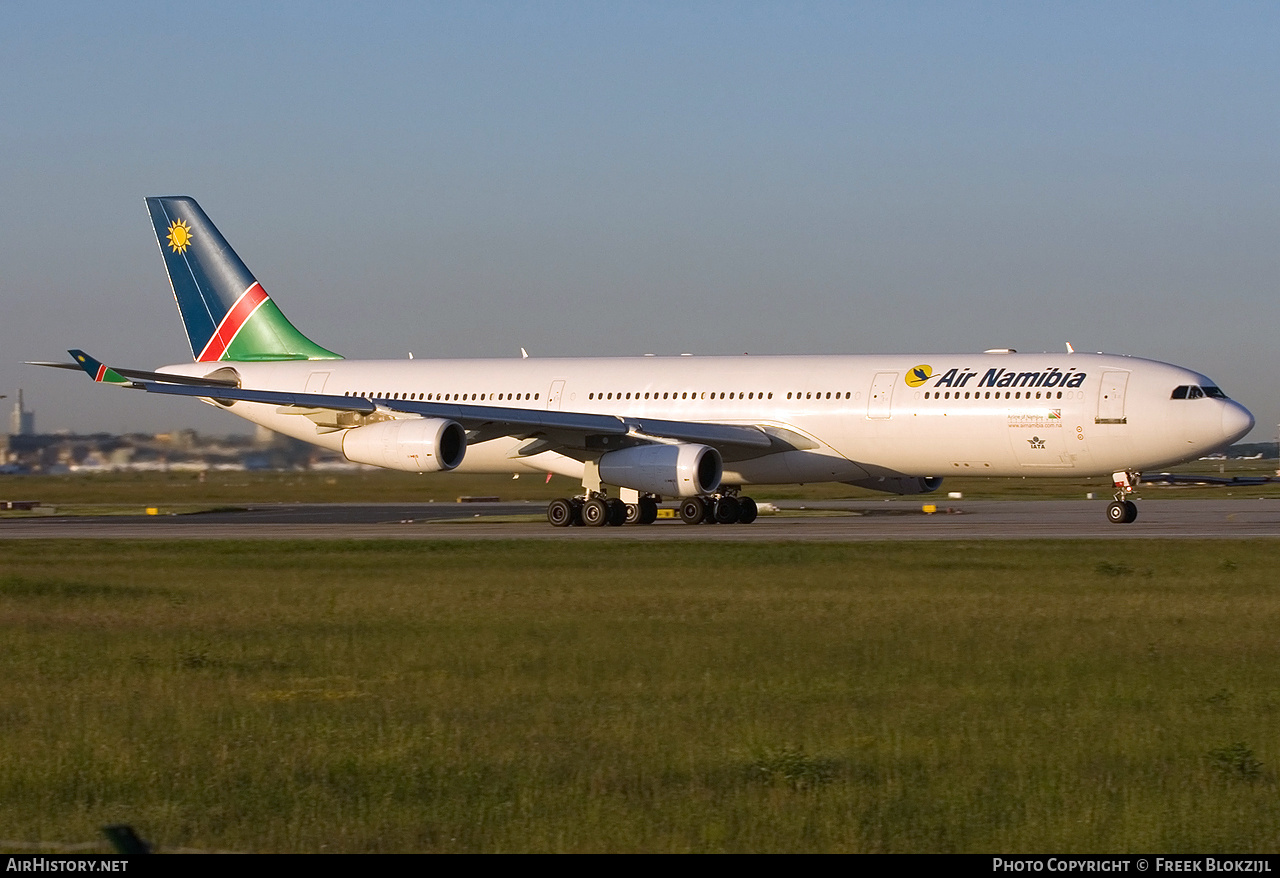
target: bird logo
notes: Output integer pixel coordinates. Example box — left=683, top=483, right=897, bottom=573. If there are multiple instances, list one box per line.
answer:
left=905, top=365, right=933, bottom=387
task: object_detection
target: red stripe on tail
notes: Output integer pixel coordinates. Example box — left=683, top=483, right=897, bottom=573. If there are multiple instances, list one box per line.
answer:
left=197, top=283, right=269, bottom=362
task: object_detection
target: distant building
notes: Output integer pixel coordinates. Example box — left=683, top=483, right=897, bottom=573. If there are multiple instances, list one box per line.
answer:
left=8, top=390, right=34, bottom=436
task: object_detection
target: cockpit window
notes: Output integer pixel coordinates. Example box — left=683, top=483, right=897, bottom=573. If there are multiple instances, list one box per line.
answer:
left=1171, top=385, right=1229, bottom=400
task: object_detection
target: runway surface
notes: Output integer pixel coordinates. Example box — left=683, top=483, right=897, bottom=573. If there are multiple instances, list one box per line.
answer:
left=2, top=498, right=1278, bottom=540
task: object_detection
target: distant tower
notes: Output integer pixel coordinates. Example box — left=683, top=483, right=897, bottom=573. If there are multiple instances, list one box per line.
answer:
left=9, top=389, right=34, bottom=436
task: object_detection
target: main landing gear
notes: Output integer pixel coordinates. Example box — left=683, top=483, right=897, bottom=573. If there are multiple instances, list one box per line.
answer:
left=1107, top=470, right=1141, bottom=524
left=546, top=492, right=760, bottom=527
left=547, top=493, right=658, bottom=528
left=677, top=494, right=758, bottom=525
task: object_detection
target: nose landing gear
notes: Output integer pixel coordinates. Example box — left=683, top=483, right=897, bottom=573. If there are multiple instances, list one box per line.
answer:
left=1107, top=471, right=1141, bottom=524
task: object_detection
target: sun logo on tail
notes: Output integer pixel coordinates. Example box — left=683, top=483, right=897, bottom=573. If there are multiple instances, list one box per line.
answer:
left=166, top=219, right=193, bottom=254
left=905, top=365, right=933, bottom=387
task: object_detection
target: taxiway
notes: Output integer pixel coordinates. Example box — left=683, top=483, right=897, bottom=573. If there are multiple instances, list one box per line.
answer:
left=1, top=499, right=1277, bottom=540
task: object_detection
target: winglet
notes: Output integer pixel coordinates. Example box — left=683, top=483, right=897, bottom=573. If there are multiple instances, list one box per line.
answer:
left=68, top=350, right=133, bottom=385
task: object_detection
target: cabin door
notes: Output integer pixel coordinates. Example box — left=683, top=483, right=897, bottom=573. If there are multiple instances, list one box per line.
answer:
left=547, top=380, right=566, bottom=410
left=1096, top=371, right=1129, bottom=424
left=867, top=372, right=897, bottom=419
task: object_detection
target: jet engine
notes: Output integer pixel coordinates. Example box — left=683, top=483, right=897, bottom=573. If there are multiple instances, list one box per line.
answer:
left=341, top=418, right=466, bottom=472
left=598, top=443, right=722, bottom=497
left=842, top=475, right=943, bottom=495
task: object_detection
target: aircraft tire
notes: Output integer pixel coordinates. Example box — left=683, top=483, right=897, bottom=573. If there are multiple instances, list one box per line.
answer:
left=582, top=498, right=609, bottom=527
left=624, top=503, right=642, bottom=525
left=606, top=498, right=628, bottom=527
left=639, top=498, right=659, bottom=524
left=1107, top=501, right=1129, bottom=524
left=736, top=496, right=758, bottom=524
left=547, top=498, right=574, bottom=528
left=1123, top=500, right=1138, bottom=523
left=679, top=497, right=707, bottom=525
left=713, top=496, right=740, bottom=524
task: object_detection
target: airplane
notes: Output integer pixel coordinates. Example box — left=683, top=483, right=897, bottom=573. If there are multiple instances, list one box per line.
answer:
left=42, top=196, right=1254, bottom=528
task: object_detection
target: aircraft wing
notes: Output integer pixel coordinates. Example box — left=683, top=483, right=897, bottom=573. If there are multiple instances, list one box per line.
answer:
left=53, top=350, right=775, bottom=456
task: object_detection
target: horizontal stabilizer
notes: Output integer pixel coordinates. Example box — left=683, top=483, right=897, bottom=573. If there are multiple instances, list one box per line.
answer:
left=34, top=355, right=241, bottom=388
left=67, top=350, right=132, bottom=386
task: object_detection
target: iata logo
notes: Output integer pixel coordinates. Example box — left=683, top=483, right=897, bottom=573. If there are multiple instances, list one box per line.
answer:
left=905, top=365, right=933, bottom=387
left=166, top=219, right=193, bottom=254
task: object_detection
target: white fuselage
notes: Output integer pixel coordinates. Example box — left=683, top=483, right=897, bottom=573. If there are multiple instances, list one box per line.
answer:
left=161, top=351, right=1254, bottom=488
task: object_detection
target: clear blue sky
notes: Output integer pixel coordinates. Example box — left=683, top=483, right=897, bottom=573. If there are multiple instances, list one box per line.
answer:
left=2, top=1, right=1277, bottom=440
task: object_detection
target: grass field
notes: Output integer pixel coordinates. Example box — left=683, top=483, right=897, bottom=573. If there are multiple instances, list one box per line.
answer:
left=3, top=539, right=1279, bottom=852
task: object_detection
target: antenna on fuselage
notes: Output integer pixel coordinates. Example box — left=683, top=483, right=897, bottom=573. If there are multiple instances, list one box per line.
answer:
left=1065, top=342, right=1075, bottom=353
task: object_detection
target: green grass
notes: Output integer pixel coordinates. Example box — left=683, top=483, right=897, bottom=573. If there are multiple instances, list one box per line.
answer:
left=3, top=540, right=1280, bottom=852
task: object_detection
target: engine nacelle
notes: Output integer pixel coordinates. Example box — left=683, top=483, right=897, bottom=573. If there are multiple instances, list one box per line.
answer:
left=342, top=418, right=466, bottom=472
left=842, top=475, right=943, bottom=495
left=598, top=443, right=722, bottom=497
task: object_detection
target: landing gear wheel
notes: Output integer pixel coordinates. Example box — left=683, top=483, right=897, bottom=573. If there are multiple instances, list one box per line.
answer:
left=605, top=498, right=628, bottom=527
left=713, top=496, right=740, bottom=524
left=624, top=503, right=642, bottom=525
left=547, top=498, right=574, bottom=527
left=1107, top=501, right=1138, bottom=524
left=638, top=498, right=659, bottom=524
left=736, top=496, right=758, bottom=524
left=679, top=497, right=707, bottom=525
left=582, top=497, right=609, bottom=527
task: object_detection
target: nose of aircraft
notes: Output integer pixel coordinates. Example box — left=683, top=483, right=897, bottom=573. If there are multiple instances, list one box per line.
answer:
left=1222, top=401, right=1255, bottom=444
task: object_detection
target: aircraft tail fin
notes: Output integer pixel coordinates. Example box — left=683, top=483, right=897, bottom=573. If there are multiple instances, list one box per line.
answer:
left=145, top=196, right=341, bottom=362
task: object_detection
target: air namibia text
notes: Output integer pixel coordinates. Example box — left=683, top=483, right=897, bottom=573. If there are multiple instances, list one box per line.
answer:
left=931, top=367, right=1087, bottom=389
